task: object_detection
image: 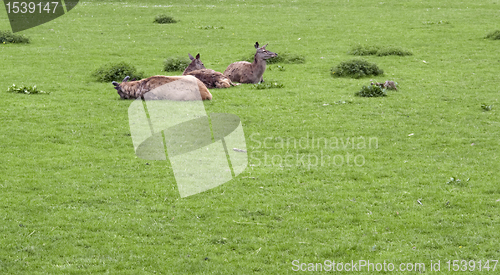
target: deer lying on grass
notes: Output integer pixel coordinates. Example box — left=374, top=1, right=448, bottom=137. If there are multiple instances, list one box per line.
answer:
left=224, top=42, right=277, bottom=84
left=182, top=53, right=205, bottom=75
left=112, top=75, right=212, bottom=100
left=371, top=80, right=398, bottom=91
left=182, top=53, right=236, bottom=88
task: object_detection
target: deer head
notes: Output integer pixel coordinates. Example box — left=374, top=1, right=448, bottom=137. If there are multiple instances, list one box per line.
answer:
left=112, top=76, right=131, bottom=99
left=183, top=53, right=206, bottom=75
left=254, top=42, right=277, bottom=60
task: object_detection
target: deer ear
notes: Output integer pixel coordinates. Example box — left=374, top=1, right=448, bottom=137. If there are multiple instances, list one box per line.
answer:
left=123, top=76, right=130, bottom=82
left=112, top=81, right=119, bottom=86
left=196, top=53, right=200, bottom=59
left=188, top=53, right=194, bottom=60
left=255, top=42, right=259, bottom=49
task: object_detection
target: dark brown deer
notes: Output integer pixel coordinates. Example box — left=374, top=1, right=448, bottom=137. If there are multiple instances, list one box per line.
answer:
left=182, top=53, right=236, bottom=89
left=224, top=42, right=277, bottom=84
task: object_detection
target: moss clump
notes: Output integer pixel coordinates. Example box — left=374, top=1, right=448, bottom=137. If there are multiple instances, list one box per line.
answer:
left=7, top=84, right=48, bottom=94
left=375, top=47, right=413, bottom=56
left=163, top=56, right=191, bottom=72
left=348, top=45, right=380, bottom=56
left=91, top=62, right=145, bottom=82
left=485, top=30, right=500, bottom=40
left=355, top=84, right=387, bottom=97
left=0, top=30, right=30, bottom=44
left=253, top=80, right=284, bottom=89
left=349, top=45, right=412, bottom=56
left=331, top=59, right=383, bottom=79
left=243, top=52, right=305, bottom=64
left=154, top=14, right=177, bottom=24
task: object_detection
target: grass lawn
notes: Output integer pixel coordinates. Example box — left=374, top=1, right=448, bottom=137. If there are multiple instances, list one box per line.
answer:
left=1, top=0, right=499, bottom=273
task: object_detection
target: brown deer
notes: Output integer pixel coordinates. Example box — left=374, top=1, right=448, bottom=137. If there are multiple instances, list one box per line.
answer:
left=182, top=53, right=205, bottom=75
left=371, top=80, right=398, bottom=91
left=383, top=80, right=397, bottom=90
left=182, top=53, right=236, bottom=88
left=112, top=75, right=212, bottom=100
left=224, top=42, right=277, bottom=84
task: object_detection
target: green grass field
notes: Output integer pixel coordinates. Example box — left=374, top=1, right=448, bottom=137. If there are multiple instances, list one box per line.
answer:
left=1, top=0, right=499, bottom=273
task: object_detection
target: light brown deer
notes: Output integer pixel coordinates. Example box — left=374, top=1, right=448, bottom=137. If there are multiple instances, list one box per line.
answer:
left=224, top=42, right=277, bottom=84
left=112, top=75, right=212, bottom=100
left=182, top=53, right=235, bottom=88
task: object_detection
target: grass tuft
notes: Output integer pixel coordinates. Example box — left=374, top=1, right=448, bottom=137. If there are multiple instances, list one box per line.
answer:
left=7, top=84, right=48, bottom=94
left=91, top=62, right=145, bottom=82
left=267, top=65, right=286, bottom=71
left=163, top=56, right=191, bottom=72
left=269, top=52, right=306, bottom=64
left=376, top=47, right=413, bottom=56
left=348, top=45, right=380, bottom=56
left=485, top=30, right=500, bottom=40
left=355, top=84, right=387, bottom=97
left=243, top=52, right=305, bottom=64
left=195, top=25, right=224, bottom=29
left=153, top=14, right=177, bottom=24
left=481, top=103, right=493, bottom=111
left=253, top=80, right=284, bottom=89
left=331, top=59, right=384, bottom=79
left=349, top=45, right=413, bottom=56
left=423, top=20, right=450, bottom=25
left=446, top=177, right=469, bottom=186
left=0, top=30, right=30, bottom=44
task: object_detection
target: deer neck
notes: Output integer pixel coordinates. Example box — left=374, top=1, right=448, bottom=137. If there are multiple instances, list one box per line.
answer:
left=183, top=64, right=195, bottom=75
left=253, top=55, right=267, bottom=76
left=183, top=63, right=204, bottom=75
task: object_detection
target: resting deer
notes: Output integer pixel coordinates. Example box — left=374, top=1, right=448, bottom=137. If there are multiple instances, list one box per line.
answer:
left=182, top=53, right=205, bottom=75
left=371, top=80, right=398, bottom=91
left=182, top=53, right=235, bottom=88
left=224, top=42, right=277, bottom=84
left=112, top=75, right=212, bottom=100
